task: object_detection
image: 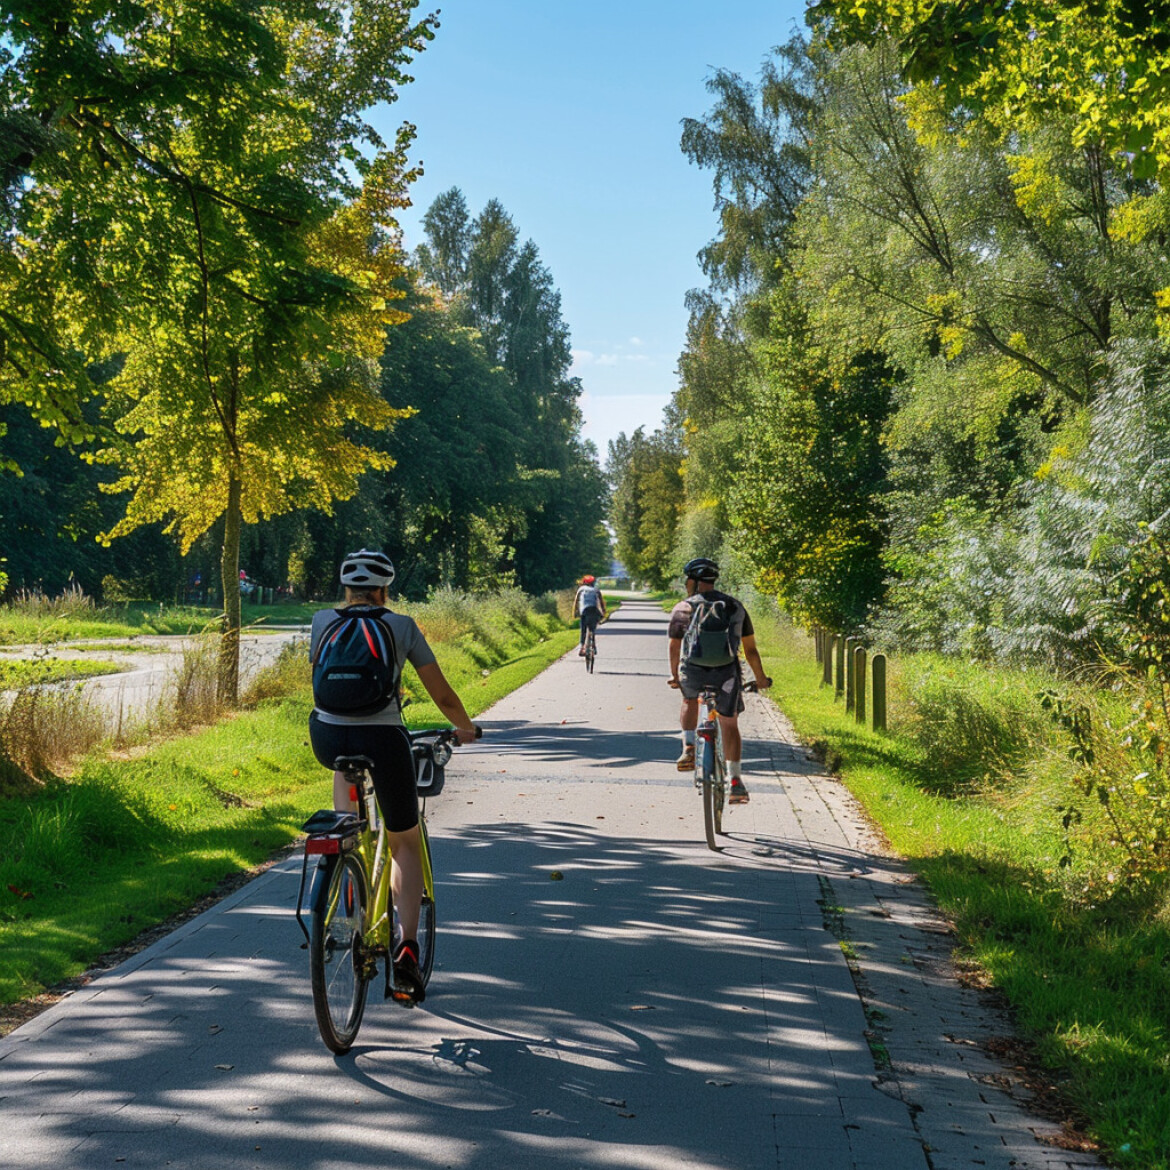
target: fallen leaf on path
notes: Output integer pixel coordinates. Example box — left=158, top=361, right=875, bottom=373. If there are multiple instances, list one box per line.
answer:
left=549, top=871, right=564, bottom=880
left=619, top=1112, right=636, bottom=1119
left=628, top=1005, right=655, bottom=1011
left=532, top=1109, right=554, bottom=1117
left=215, top=1064, right=234, bottom=1071
left=599, top=1097, right=626, bottom=1108
left=706, top=1079, right=733, bottom=1087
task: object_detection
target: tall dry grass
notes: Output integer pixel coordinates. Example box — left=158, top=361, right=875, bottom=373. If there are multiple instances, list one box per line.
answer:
left=7, top=581, right=99, bottom=620
left=0, top=685, right=108, bottom=785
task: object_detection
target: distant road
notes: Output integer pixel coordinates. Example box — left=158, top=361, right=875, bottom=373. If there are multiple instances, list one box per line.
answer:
left=0, top=627, right=307, bottom=721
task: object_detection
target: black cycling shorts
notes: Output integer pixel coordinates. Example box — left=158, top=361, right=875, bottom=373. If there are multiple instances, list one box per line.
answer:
left=678, top=662, right=743, bottom=718
left=308, top=714, right=418, bottom=832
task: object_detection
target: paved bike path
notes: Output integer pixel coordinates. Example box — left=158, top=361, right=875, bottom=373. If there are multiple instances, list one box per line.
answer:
left=0, top=600, right=1102, bottom=1169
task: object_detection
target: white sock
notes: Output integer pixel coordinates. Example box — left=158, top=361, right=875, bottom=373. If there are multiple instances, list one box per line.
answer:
left=728, top=760, right=742, bottom=780
left=683, top=730, right=695, bottom=746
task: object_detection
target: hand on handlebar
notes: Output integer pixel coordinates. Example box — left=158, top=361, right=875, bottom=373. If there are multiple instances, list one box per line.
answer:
left=452, top=725, right=482, bottom=746
left=757, top=676, right=773, bottom=690
left=667, top=676, right=681, bottom=689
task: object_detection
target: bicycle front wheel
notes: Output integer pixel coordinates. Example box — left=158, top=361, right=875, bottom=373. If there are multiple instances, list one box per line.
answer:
left=416, top=818, right=437, bottom=986
left=309, top=852, right=370, bottom=1054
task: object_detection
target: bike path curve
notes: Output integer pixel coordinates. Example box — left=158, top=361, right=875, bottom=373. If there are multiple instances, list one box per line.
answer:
left=0, top=599, right=1102, bottom=1170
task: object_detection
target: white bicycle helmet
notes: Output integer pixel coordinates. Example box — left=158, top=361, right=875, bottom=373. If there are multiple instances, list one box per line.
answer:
left=339, top=549, right=396, bottom=588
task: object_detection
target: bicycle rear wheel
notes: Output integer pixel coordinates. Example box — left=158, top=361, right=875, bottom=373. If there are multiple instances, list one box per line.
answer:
left=309, top=852, right=370, bottom=1053
left=416, top=818, right=437, bottom=986
left=585, top=632, right=596, bottom=673
left=702, top=730, right=720, bottom=851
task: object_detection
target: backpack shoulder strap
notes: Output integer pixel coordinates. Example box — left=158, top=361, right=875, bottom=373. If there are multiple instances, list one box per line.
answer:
left=311, top=609, right=348, bottom=665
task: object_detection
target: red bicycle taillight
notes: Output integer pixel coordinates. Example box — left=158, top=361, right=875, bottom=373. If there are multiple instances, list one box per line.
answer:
left=305, top=836, right=343, bottom=855
left=348, top=784, right=359, bottom=802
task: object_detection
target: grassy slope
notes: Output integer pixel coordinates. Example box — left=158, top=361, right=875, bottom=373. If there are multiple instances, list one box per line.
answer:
left=0, top=659, right=126, bottom=687
left=753, top=619, right=1169, bottom=1169
left=0, top=601, right=316, bottom=646
left=0, top=611, right=578, bottom=1004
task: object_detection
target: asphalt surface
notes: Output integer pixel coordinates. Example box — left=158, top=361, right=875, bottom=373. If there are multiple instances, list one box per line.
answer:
left=0, top=600, right=1105, bottom=1169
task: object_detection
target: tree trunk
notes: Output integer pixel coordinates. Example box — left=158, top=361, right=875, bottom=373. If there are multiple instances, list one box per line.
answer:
left=219, top=469, right=242, bottom=705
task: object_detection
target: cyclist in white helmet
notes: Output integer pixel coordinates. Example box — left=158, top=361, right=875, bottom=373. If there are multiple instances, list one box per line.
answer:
left=308, top=549, right=477, bottom=1001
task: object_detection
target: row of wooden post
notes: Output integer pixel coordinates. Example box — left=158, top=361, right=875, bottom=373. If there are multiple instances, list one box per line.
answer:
left=813, top=629, right=887, bottom=732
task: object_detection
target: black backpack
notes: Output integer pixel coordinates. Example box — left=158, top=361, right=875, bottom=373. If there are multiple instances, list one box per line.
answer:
left=681, top=596, right=737, bottom=668
left=311, top=607, right=400, bottom=717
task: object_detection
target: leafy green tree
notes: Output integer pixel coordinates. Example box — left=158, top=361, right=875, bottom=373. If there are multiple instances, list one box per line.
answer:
left=810, top=0, right=1170, bottom=183
left=736, top=328, right=894, bottom=629
left=377, top=279, right=526, bottom=594
left=416, top=189, right=604, bottom=591
left=0, top=403, right=181, bottom=600
left=608, top=425, right=684, bottom=590
left=2, top=2, right=435, bottom=698
left=680, top=36, right=815, bottom=291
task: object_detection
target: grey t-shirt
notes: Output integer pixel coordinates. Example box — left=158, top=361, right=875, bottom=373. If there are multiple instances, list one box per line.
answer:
left=309, top=605, right=437, bottom=726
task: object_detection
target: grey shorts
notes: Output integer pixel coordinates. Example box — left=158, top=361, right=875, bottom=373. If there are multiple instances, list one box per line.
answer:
left=678, top=663, right=743, bottom=717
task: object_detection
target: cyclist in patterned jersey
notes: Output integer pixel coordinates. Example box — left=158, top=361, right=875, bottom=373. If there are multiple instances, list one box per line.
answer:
left=667, top=557, right=771, bottom=804
left=308, top=549, right=477, bottom=1001
left=573, top=574, right=608, bottom=656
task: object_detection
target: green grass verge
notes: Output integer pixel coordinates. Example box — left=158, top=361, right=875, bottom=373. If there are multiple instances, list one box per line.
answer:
left=0, top=659, right=127, bottom=688
left=753, top=618, right=1170, bottom=1169
left=0, top=600, right=316, bottom=646
left=0, top=611, right=578, bottom=1006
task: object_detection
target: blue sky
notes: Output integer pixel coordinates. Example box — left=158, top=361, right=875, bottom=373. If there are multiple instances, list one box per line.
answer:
left=374, top=1, right=808, bottom=464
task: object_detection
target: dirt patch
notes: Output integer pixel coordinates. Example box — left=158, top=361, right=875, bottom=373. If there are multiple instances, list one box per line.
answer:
left=0, top=839, right=304, bottom=1039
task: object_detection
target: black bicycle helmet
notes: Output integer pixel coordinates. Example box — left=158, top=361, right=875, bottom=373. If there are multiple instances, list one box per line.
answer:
left=340, top=549, right=396, bottom=588
left=683, top=557, right=719, bottom=583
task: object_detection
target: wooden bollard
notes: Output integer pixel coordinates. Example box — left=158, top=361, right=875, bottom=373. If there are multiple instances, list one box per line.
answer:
left=815, top=627, right=823, bottom=665
left=835, top=635, right=845, bottom=697
left=854, top=646, right=867, bottom=724
left=823, top=635, right=834, bottom=686
left=845, top=637, right=856, bottom=711
left=872, top=653, right=887, bottom=732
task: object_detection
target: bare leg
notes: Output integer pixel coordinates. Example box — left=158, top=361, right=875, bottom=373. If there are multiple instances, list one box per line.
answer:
left=387, top=824, right=423, bottom=942
left=718, top=714, right=741, bottom=763
left=680, top=697, right=699, bottom=732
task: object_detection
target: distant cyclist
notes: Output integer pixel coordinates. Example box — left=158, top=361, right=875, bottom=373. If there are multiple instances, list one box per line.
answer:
left=308, top=549, right=477, bottom=1001
left=573, top=574, right=608, bottom=657
left=667, top=557, right=771, bottom=804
